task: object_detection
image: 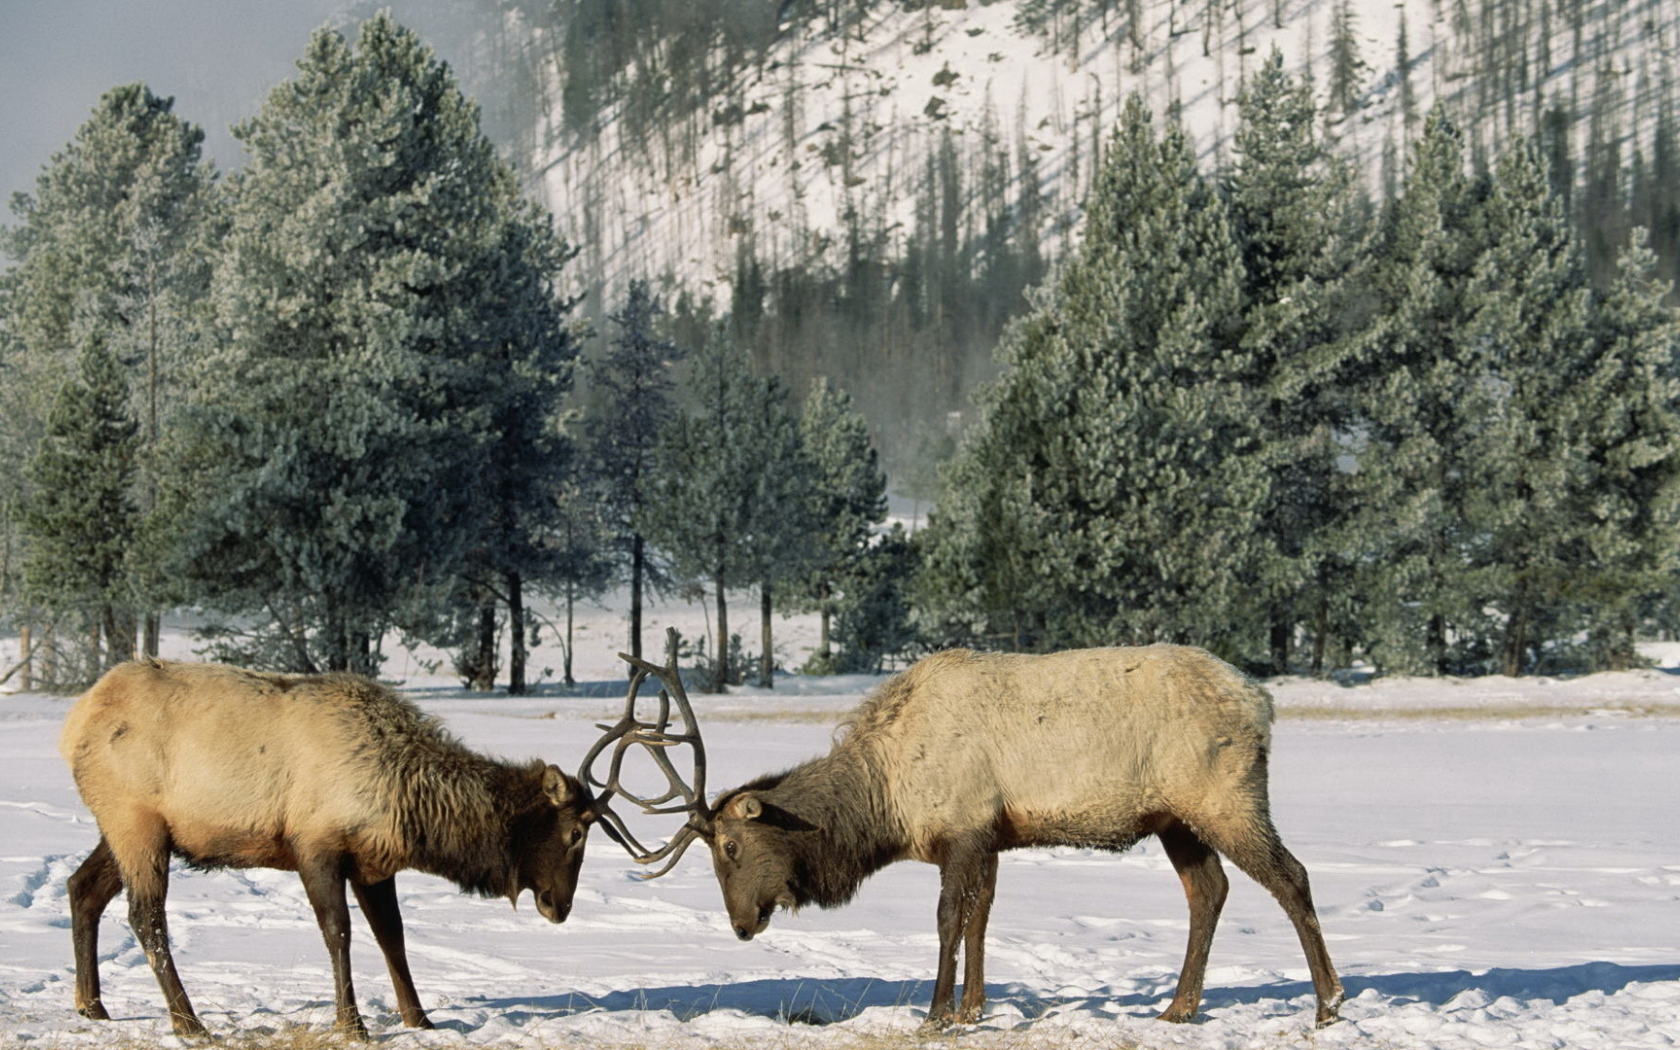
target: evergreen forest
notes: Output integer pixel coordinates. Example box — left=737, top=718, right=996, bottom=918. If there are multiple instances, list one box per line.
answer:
left=3, top=3, right=1680, bottom=689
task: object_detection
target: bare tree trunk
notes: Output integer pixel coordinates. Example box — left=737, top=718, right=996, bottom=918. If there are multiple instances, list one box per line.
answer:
left=19, top=626, right=31, bottom=691
left=760, top=581, right=774, bottom=689
left=143, top=613, right=159, bottom=659
left=1269, top=608, right=1291, bottom=677
left=470, top=602, right=498, bottom=691
left=630, top=533, right=646, bottom=661
left=91, top=614, right=107, bottom=681
left=713, top=574, right=729, bottom=693
left=507, top=571, right=527, bottom=696
left=564, top=580, right=577, bottom=687
left=1311, top=595, right=1328, bottom=677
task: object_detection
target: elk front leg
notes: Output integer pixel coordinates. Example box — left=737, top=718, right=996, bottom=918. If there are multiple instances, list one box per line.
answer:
left=299, top=855, right=367, bottom=1039
left=67, top=837, right=124, bottom=1022
left=351, top=877, right=432, bottom=1029
left=956, top=852, right=999, bottom=1024
left=923, top=841, right=990, bottom=1032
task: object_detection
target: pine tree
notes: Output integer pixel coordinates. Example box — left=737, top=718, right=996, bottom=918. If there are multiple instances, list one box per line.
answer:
left=583, top=279, right=684, bottom=661
left=0, top=83, right=216, bottom=655
left=640, top=329, right=765, bottom=690
left=1348, top=107, right=1491, bottom=674
left=1459, top=139, right=1595, bottom=674
left=1578, top=231, right=1680, bottom=665
left=448, top=195, right=581, bottom=694
left=170, top=14, right=523, bottom=673
left=1326, top=0, right=1368, bottom=121
left=742, top=370, right=816, bottom=688
left=1226, top=49, right=1370, bottom=674
left=19, top=333, right=140, bottom=683
left=921, top=96, right=1264, bottom=657
left=789, top=378, right=887, bottom=672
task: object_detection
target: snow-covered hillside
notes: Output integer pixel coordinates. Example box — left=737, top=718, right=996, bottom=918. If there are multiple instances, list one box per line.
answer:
left=535, top=0, right=1680, bottom=305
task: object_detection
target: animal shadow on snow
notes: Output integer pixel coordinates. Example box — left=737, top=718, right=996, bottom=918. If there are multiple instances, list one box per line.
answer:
left=464, top=962, right=1680, bottom=1029
left=1202, top=961, right=1680, bottom=1014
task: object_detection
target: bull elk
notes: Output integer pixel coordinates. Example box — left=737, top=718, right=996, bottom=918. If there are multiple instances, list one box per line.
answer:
left=58, top=658, right=602, bottom=1038
left=601, top=642, right=1343, bottom=1030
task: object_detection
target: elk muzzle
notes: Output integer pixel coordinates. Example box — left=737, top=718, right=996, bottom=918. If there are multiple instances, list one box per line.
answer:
left=534, top=888, right=572, bottom=923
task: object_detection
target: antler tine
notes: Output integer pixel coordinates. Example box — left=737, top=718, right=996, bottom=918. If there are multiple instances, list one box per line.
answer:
left=579, top=627, right=711, bottom=874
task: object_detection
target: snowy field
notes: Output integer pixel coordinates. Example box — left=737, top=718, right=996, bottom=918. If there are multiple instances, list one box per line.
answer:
left=2, top=596, right=1678, bottom=1049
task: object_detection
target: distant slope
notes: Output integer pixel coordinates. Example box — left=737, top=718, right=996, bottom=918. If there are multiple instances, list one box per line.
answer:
left=527, top=0, right=1680, bottom=308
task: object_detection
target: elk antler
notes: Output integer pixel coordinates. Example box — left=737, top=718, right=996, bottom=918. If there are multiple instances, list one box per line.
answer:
left=579, top=626, right=710, bottom=878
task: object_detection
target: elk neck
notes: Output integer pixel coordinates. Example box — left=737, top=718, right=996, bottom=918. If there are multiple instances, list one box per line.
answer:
left=757, top=745, right=907, bottom=909
left=382, top=740, right=545, bottom=900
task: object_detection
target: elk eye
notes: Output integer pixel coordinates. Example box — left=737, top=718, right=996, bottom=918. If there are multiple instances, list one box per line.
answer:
left=569, top=827, right=583, bottom=847
left=724, top=839, right=739, bottom=861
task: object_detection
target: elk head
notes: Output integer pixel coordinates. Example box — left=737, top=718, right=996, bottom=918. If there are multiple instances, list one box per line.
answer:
left=512, top=764, right=595, bottom=923
left=579, top=627, right=712, bottom=879
left=703, top=786, right=816, bottom=940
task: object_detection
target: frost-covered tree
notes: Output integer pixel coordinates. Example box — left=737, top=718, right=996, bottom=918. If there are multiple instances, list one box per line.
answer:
left=1347, top=107, right=1490, bottom=674
left=921, top=96, right=1264, bottom=657
left=789, top=378, right=886, bottom=672
left=1226, top=49, right=1370, bottom=674
left=1459, top=140, right=1595, bottom=675
left=1577, top=231, right=1680, bottom=666
left=641, top=328, right=810, bottom=689
left=583, top=279, right=684, bottom=661
left=19, top=334, right=139, bottom=682
left=169, top=15, right=530, bottom=674
left=0, top=83, right=217, bottom=654
left=445, top=196, right=581, bottom=694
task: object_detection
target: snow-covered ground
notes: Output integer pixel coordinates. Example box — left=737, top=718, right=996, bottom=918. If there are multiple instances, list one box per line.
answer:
left=2, top=594, right=1678, bottom=1048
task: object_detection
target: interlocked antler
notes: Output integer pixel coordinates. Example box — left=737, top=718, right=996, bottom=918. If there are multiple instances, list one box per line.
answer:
left=578, top=626, right=710, bottom=878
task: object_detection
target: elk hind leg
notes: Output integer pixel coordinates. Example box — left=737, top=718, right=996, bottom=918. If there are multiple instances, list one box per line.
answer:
left=113, top=816, right=206, bottom=1037
left=1155, top=820, right=1228, bottom=1023
left=1204, top=817, right=1343, bottom=1027
left=956, top=852, right=999, bottom=1024
left=352, top=877, right=432, bottom=1029
left=67, top=836, right=124, bottom=1021
left=299, top=852, right=367, bottom=1039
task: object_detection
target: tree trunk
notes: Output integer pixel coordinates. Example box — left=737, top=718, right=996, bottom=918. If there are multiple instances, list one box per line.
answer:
left=563, top=581, right=577, bottom=686
left=470, top=601, right=497, bottom=691
left=760, top=581, right=774, bottom=689
left=630, top=533, right=646, bottom=661
left=19, top=626, right=31, bottom=692
left=1269, top=609, right=1291, bottom=677
left=1427, top=613, right=1448, bottom=676
left=91, top=613, right=108, bottom=680
left=143, top=613, right=159, bottom=659
left=326, top=606, right=349, bottom=673
left=820, top=607, right=831, bottom=662
left=508, top=571, right=527, bottom=696
left=1311, top=594, right=1328, bottom=677
left=713, top=574, right=729, bottom=693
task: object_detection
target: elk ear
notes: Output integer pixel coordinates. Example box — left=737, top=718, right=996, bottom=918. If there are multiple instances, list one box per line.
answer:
left=728, top=793, right=763, bottom=821
left=542, top=764, right=572, bottom=806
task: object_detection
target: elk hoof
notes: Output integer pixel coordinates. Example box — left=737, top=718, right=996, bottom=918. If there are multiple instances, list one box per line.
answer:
left=1157, top=1004, right=1198, bottom=1024
left=918, top=1012, right=954, bottom=1034
left=170, top=1014, right=210, bottom=1039
left=404, top=1011, right=435, bottom=1030
left=76, top=1001, right=110, bottom=1022
left=1315, top=1007, right=1342, bottom=1028
left=335, top=1015, right=371, bottom=1041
